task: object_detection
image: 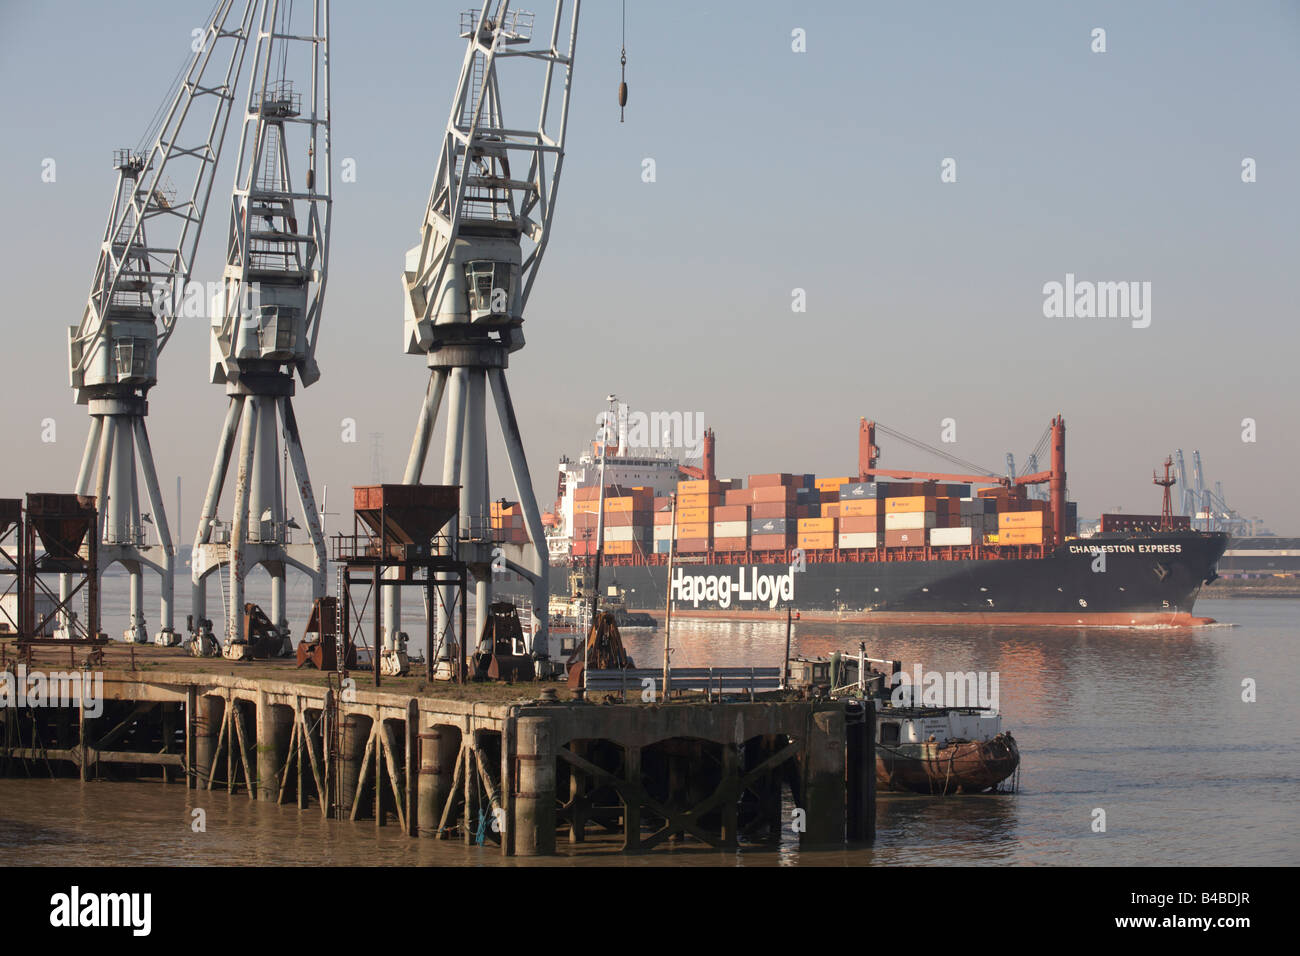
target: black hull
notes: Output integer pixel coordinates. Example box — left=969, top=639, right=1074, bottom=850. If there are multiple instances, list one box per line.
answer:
left=524, top=532, right=1228, bottom=626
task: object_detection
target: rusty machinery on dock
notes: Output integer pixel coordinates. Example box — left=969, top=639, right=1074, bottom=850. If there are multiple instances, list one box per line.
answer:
left=331, top=485, right=469, bottom=686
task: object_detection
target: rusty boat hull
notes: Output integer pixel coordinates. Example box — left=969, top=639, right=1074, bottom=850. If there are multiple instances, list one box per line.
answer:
left=876, top=732, right=1020, bottom=794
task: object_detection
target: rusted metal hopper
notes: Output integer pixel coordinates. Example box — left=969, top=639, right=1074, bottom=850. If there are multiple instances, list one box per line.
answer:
left=353, top=484, right=460, bottom=560
left=26, top=493, right=96, bottom=571
left=0, top=499, right=21, bottom=538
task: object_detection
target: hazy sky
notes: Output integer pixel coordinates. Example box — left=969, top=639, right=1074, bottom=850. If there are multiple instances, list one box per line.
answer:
left=1, top=0, right=1297, bottom=534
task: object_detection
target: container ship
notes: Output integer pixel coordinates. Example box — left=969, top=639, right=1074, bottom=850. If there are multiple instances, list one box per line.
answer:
left=497, top=412, right=1228, bottom=627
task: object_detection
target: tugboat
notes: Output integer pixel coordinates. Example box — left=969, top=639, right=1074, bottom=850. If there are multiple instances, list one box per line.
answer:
left=787, top=648, right=1020, bottom=795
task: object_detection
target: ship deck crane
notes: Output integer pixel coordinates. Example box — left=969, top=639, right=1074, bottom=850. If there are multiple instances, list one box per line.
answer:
left=859, top=416, right=1068, bottom=545
left=65, top=0, right=258, bottom=645
left=389, top=0, right=581, bottom=674
left=190, top=0, right=332, bottom=658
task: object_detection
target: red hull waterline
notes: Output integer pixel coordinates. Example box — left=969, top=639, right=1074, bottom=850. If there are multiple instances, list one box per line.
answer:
left=648, top=608, right=1218, bottom=628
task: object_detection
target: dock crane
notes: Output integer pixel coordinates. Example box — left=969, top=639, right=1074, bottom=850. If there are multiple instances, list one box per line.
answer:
left=389, top=1, right=581, bottom=674
left=65, top=1, right=258, bottom=645
left=190, top=0, right=332, bottom=658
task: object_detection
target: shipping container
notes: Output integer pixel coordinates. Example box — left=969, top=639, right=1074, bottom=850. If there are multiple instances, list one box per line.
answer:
left=885, top=495, right=937, bottom=513
left=714, top=504, right=750, bottom=522
left=797, top=531, right=836, bottom=550
left=713, top=536, right=748, bottom=552
left=884, top=511, right=937, bottom=530
left=750, top=533, right=793, bottom=550
left=885, top=528, right=928, bottom=548
left=747, top=473, right=795, bottom=488
left=749, top=517, right=789, bottom=535
left=999, top=511, right=1047, bottom=529
left=712, top=520, right=748, bottom=538
left=750, top=501, right=795, bottom=520
left=840, top=498, right=880, bottom=517
left=677, top=506, right=712, bottom=525
left=750, top=485, right=798, bottom=504
left=930, top=526, right=975, bottom=546
left=675, top=521, right=711, bottom=539
left=838, top=532, right=878, bottom=549
left=676, top=537, right=711, bottom=553
left=839, top=514, right=883, bottom=534
left=797, top=516, right=836, bottom=534
left=677, top=493, right=721, bottom=510
left=838, top=482, right=880, bottom=500
left=1000, top=527, right=1046, bottom=545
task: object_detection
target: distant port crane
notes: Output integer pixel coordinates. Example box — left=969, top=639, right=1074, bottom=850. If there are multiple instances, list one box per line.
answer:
left=64, top=1, right=258, bottom=645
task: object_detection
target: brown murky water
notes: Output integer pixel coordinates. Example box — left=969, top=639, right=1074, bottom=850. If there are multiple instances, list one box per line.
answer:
left=3, top=597, right=1295, bottom=866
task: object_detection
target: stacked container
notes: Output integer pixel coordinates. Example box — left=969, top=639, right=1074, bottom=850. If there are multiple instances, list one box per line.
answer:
left=490, top=500, right=529, bottom=544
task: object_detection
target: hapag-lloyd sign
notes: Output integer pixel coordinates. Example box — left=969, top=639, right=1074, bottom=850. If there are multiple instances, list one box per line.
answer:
left=670, top=566, right=795, bottom=609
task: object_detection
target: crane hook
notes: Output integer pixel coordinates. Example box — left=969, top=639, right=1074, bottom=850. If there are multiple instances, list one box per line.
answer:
left=618, top=1, right=628, bottom=122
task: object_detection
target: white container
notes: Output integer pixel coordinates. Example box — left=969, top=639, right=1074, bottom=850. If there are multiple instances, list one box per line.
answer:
left=712, top=520, right=748, bottom=538
left=838, top=532, right=878, bottom=549
left=930, top=526, right=974, bottom=546
left=884, top=511, right=936, bottom=531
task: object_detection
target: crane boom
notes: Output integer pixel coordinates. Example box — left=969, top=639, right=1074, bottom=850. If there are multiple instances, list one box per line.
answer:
left=63, top=0, right=257, bottom=646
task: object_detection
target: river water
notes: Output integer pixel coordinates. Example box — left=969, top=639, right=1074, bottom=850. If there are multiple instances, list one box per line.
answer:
left=1, top=595, right=1295, bottom=866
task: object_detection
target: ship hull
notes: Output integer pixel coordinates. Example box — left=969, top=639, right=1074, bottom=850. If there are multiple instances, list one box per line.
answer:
left=526, top=532, right=1228, bottom=626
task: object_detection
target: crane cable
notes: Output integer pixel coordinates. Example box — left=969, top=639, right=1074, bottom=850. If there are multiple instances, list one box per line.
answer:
left=618, top=0, right=628, bottom=122
left=873, top=422, right=998, bottom=478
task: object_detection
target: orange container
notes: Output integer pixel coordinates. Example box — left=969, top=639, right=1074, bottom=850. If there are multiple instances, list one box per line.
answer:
left=677, top=479, right=724, bottom=495
left=675, top=522, right=711, bottom=539
left=1000, top=527, right=1046, bottom=544
left=677, top=507, right=712, bottom=525
left=886, top=495, right=937, bottom=513
left=797, top=516, right=836, bottom=533
left=999, top=511, right=1047, bottom=528
left=677, top=493, right=721, bottom=510
left=840, top=498, right=880, bottom=517
left=713, top=536, right=749, bottom=552
left=797, top=532, right=836, bottom=550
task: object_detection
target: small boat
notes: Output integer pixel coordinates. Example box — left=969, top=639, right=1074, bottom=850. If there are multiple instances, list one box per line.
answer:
left=787, top=650, right=1020, bottom=795
left=874, top=707, right=1019, bottom=795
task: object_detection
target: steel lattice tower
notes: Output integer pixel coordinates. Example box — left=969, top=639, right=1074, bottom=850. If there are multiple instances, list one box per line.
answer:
left=66, top=0, right=257, bottom=645
left=389, top=1, right=580, bottom=672
left=190, top=0, right=332, bottom=658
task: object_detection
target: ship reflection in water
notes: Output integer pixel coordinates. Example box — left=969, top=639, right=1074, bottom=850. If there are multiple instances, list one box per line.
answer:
left=2, top=599, right=1295, bottom=866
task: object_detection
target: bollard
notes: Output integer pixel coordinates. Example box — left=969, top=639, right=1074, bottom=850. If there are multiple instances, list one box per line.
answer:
left=801, top=707, right=846, bottom=847
left=338, top=714, right=371, bottom=818
left=193, top=695, right=221, bottom=788
left=256, top=694, right=294, bottom=801
left=515, top=717, right=555, bottom=857
left=418, top=726, right=457, bottom=838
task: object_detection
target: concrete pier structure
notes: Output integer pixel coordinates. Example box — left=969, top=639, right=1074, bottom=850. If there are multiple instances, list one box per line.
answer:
left=0, top=643, right=874, bottom=855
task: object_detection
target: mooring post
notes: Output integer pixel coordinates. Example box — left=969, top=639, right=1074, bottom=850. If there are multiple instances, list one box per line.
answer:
left=569, top=738, right=586, bottom=843
left=801, top=707, right=847, bottom=847
left=184, top=686, right=196, bottom=790
left=78, top=693, right=91, bottom=782
left=515, top=716, right=555, bottom=857
left=405, top=700, right=419, bottom=838
left=418, top=724, right=450, bottom=838
left=501, top=713, right=516, bottom=857
left=865, top=700, right=876, bottom=842
left=338, top=713, right=367, bottom=817
left=256, top=691, right=292, bottom=801
left=622, top=743, right=642, bottom=852
left=193, top=694, right=219, bottom=789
